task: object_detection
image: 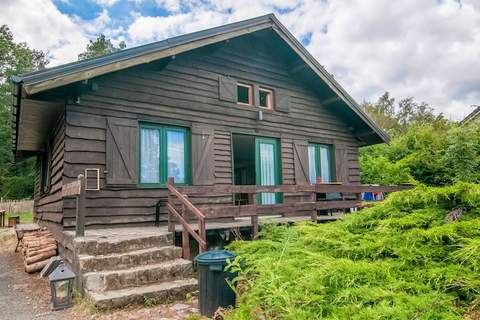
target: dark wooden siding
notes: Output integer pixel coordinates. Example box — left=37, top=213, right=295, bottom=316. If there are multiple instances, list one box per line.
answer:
left=62, top=37, right=361, bottom=228
left=34, top=112, right=65, bottom=224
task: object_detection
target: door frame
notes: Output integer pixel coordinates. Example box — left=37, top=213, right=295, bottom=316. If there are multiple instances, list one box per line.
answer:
left=255, top=137, right=282, bottom=204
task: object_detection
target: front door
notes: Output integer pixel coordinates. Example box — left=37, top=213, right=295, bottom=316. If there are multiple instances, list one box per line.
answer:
left=255, top=137, right=281, bottom=204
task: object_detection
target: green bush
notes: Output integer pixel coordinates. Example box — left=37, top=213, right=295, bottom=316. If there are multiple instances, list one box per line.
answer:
left=225, top=184, right=480, bottom=319
left=360, top=123, right=480, bottom=186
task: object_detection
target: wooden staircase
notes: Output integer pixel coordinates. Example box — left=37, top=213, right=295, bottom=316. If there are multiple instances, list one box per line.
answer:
left=72, top=228, right=197, bottom=309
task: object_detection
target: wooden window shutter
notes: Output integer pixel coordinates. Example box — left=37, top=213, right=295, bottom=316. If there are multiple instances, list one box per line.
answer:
left=106, top=117, right=138, bottom=186
left=275, top=88, right=290, bottom=113
left=334, top=144, right=349, bottom=184
left=218, top=75, right=237, bottom=102
left=293, top=140, right=309, bottom=184
left=191, top=125, right=215, bottom=185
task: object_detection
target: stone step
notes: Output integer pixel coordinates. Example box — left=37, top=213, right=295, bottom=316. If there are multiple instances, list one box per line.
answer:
left=84, top=259, right=194, bottom=292
left=75, top=233, right=173, bottom=255
left=79, top=246, right=183, bottom=273
left=88, top=278, right=198, bottom=309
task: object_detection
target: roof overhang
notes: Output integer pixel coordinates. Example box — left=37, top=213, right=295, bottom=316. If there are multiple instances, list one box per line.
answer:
left=12, top=13, right=389, bottom=159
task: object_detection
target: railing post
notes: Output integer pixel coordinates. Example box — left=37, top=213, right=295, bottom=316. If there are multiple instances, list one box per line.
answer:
left=167, top=177, right=175, bottom=234
left=250, top=192, right=259, bottom=239
left=75, top=174, right=86, bottom=237
left=199, top=219, right=206, bottom=253
left=182, top=193, right=191, bottom=260
left=310, top=179, right=318, bottom=223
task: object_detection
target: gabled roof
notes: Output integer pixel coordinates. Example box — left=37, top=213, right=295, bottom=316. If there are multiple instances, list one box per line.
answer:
left=12, top=13, right=389, bottom=156
left=460, top=106, right=480, bottom=126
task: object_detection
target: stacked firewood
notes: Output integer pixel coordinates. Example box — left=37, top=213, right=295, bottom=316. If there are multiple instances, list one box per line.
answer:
left=21, top=229, right=58, bottom=273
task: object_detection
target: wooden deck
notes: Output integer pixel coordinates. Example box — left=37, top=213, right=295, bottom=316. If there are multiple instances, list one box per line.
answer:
left=174, top=213, right=344, bottom=232
left=165, top=179, right=412, bottom=259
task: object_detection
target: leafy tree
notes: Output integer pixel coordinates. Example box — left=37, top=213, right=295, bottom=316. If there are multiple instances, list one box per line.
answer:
left=0, top=25, right=48, bottom=199
left=362, top=92, right=448, bottom=134
left=78, top=34, right=126, bottom=60
left=360, top=93, right=479, bottom=186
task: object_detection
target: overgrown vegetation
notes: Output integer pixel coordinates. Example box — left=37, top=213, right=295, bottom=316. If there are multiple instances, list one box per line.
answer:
left=359, top=92, right=480, bottom=186
left=226, top=184, right=480, bottom=319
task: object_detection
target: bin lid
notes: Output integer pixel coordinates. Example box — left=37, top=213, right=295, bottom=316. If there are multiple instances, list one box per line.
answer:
left=195, top=250, right=237, bottom=265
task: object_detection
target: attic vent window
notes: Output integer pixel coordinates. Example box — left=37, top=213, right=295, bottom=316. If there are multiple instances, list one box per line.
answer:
left=259, top=88, right=273, bottom=109
left=237, top=83, right=253, bottom=105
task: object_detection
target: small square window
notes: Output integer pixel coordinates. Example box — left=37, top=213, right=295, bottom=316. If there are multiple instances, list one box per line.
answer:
left=259, top=88, right=273, bottom=109
left=237, top=83, right=253, bottom=105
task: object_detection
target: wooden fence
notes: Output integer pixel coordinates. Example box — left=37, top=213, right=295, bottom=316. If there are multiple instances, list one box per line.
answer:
left=0, top=199, right=34, bottom=213
left=166, top=177, right=413, bottom=260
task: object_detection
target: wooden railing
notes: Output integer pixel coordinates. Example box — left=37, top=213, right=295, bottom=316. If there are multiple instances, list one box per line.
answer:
left=166, top=177, right=412, bottom=259
left=166, top=177, right=206, bottom=260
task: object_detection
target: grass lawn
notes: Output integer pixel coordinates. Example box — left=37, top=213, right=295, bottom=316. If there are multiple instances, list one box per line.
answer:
left=4, top=212, right=33, bottom=224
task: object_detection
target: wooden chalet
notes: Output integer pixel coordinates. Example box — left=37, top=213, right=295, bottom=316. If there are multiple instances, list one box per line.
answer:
left=11, top=14, right=404, bottom=273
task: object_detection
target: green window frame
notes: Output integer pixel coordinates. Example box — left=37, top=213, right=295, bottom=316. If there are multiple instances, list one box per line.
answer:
left=138, top=123, right=191, bottom=187
left=308, top=143, right=335, bottom=183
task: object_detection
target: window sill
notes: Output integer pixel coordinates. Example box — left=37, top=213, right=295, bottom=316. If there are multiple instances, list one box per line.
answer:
left=236, top=103, right=275, bottom=113
left=138, top=183, right=190, bottom=189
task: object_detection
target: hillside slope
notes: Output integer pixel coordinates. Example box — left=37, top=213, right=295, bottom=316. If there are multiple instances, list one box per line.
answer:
left=227, top=184, right=480, bottom=319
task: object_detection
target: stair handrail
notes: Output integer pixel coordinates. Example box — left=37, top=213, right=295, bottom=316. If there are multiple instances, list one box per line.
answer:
left=166, top=177, right=206, bottom=260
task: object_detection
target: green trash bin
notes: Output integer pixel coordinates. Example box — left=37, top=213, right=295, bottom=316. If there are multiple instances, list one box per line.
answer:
left=195, top=250, right=237, bottom=317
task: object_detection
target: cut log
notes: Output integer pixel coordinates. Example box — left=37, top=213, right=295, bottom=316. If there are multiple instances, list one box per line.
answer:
left=26, top=245, right=57, bottom=256
left=20, top=229, right=58, bottom=273
left=25, top=250, right=57, bottom=265
left=25, top=259, right=50, bottom=273
left=26, top=240, right=56, bottom=248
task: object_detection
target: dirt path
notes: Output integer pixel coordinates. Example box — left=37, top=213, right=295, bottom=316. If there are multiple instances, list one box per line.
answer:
left=0, top=230, right=69, bottom=320
left=0, top=229, right=202, bottom=320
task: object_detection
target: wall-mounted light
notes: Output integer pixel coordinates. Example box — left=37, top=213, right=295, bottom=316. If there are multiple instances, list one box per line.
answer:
left=74, top=96, right=81, bottom=104
left=257, top=110, right=263, bottom=121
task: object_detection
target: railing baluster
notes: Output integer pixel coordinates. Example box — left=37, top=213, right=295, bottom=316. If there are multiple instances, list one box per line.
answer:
left=181, top=197, right=190, bottom=260
left=199, top=219, right=206, bottom=253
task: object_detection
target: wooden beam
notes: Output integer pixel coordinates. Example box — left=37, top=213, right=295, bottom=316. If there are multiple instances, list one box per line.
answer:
left=176, top=183, right=412, bottom=195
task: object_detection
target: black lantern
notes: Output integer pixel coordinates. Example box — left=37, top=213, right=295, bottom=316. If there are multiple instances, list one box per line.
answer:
left=48, top=264, right=75, bottom=310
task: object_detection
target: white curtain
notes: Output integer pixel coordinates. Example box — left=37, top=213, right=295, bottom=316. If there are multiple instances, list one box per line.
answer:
left=140, top=128, right=160, bottom=183
left=320, top=146, right=331, bottom=183
left=259, top=142, right=276, bottom=204
left=167, top=130, right=185, bottom=183
left=308, top=145, right=317, bottom=184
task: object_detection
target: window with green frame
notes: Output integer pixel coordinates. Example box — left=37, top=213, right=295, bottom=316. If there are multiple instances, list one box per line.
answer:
left=307, top=143, right=334, bottom=183
left=139, top=123, right=190, bottom=186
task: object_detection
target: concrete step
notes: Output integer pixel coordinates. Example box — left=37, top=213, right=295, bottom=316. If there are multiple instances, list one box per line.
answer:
left=75, top=233, right=173, bottom=255
left=88, top=278, right=198, bottom=309
left=79, top=246, right=183, bottom=272
left=84, top=259, right=194, bottom=292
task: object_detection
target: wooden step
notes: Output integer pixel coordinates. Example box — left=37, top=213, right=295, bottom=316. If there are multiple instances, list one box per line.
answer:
left=83, top=259, right=194, bottom=292
left=79, top=246, right=183, bottom=272
left=87, top=278, right=198, bottom=309
left=75, top=232, right=173, bottom=255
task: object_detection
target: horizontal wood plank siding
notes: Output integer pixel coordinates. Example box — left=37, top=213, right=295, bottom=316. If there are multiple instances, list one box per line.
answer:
left=63, top=37, right=361, bottom=227
left=34, top=112, right=65, bottom=224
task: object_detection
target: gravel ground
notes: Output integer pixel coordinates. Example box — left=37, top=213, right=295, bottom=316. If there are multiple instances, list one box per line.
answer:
left=0, top=228, right=203, bottom=320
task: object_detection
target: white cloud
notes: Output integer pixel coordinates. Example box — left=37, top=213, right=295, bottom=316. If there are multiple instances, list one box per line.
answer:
left=0, top=0, right=89, bottom=65
left=2, top=0, right=480, bottom=120
left=93, top=0, right=119, bottom=7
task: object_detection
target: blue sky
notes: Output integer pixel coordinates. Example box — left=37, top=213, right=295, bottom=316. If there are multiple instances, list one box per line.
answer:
left=1, top=0, right=479, bottom=119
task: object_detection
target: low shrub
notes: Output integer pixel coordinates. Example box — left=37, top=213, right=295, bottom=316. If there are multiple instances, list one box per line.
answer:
left=226, top=183, right=480, bottom=319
